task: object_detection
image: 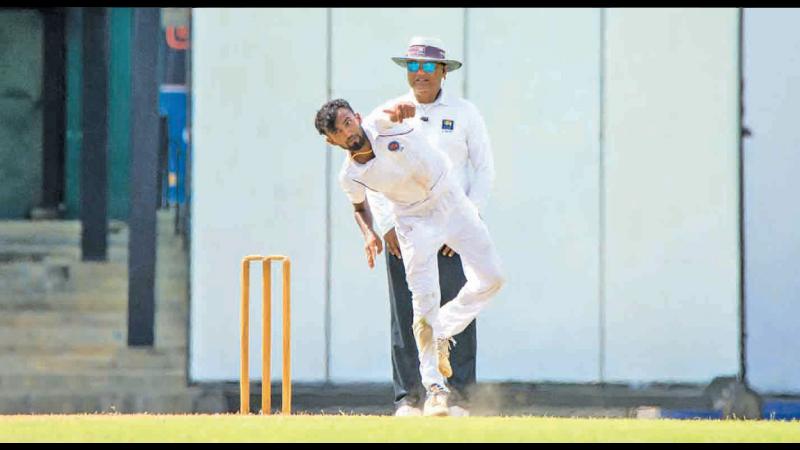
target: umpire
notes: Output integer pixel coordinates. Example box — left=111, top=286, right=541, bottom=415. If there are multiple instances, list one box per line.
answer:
left=366, top=36, right=496, bottom=417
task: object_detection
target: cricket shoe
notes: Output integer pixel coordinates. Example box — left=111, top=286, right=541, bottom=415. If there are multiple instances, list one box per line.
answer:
left=394, top=404, right=423, bottom=417
left=423, top=384, right=450, bottom=417
left=437, top=337, right=456, bottom=378
left=449, top=405, right=470, bottom=417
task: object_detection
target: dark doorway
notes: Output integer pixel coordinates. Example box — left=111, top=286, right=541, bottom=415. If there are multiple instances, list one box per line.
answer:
left=0, top=7, right=66, bottom=219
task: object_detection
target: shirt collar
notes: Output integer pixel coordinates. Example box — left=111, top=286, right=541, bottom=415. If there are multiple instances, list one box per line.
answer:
left=362, top=124, right=377, bottom=149
left=406, top=87, right=450, bottom=107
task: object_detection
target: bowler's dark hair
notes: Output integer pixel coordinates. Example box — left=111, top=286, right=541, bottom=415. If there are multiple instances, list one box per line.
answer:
left=315, top=98, right=354, bottom=136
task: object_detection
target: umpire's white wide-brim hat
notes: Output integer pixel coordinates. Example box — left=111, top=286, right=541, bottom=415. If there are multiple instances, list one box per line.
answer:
left=391, top=36, right=462, bottom=72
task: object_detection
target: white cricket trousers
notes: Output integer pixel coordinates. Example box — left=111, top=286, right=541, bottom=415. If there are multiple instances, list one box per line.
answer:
left=394, top=182, right=505, bottom=390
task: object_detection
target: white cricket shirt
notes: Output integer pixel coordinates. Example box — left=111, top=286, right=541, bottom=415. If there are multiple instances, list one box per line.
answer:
left=338, top=118, right=453, bottom=218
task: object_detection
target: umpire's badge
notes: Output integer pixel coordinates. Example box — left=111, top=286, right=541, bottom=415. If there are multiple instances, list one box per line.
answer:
left=387, top=140, right=403, bottom=152
left=442, top=119, right=454, bottom=132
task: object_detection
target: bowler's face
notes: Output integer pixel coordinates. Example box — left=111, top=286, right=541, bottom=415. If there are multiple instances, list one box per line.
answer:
left=326, top=108, right=367, bottom=151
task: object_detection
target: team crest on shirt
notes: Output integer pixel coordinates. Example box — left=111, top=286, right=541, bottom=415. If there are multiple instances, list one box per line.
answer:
left=387, top=140, right=403, bottom=152
left=442, top=119, right=454, bottom=132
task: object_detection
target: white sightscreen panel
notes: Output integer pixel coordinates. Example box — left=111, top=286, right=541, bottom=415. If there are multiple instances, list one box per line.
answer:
left=328, top=8, right=464, bottom=381
left=190, top=8, right=327, bottom=382
left=743, top=8, right=800, bottom=395
left=604, top=8, right=739, bottom=382
left=468, top=8, right=601, bottom=382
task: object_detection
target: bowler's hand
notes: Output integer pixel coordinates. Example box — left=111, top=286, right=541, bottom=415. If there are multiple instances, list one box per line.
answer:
left=384, top=227, right=402, bottom=260
left=365, top=231, right=383, bottom=269
left=383, top=102, right=416, bottom=123
left=441, top=244, right=457, bottom=258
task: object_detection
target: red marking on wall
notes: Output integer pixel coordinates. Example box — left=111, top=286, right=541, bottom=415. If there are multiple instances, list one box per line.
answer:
left=166, top=26, right=189, bottom=50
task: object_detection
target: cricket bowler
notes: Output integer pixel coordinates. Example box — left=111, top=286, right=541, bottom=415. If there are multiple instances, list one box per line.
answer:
left=314, top=98, right=505, bottom=416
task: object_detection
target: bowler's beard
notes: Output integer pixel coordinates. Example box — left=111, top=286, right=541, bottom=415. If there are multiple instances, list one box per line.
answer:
left=347, top=127, right=368, bottom=152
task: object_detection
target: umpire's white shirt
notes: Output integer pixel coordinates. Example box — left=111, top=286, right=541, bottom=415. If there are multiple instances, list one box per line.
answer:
left=365, top=88, right=495, bottom=234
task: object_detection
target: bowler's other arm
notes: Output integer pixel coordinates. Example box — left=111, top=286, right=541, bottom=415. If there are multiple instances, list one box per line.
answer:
left=352, top=198, right=383, bottom=269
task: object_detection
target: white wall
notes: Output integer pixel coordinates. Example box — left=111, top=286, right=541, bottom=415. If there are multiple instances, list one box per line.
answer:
left=603, top=8, right=740, bottom=382
left=468, top=8, right=601, bottom=382
left=191, top=7, right=744, bottom=386
left=190, top=8, right=328, bottom=382
left=743, top=8, right=800, bottom=395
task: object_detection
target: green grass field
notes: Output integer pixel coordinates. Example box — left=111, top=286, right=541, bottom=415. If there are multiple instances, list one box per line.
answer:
left=1, top=414, right=799, bottom=442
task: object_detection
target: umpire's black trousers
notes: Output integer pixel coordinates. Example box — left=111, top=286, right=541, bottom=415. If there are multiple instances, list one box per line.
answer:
left=385, top=249, right=477, bottom=408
